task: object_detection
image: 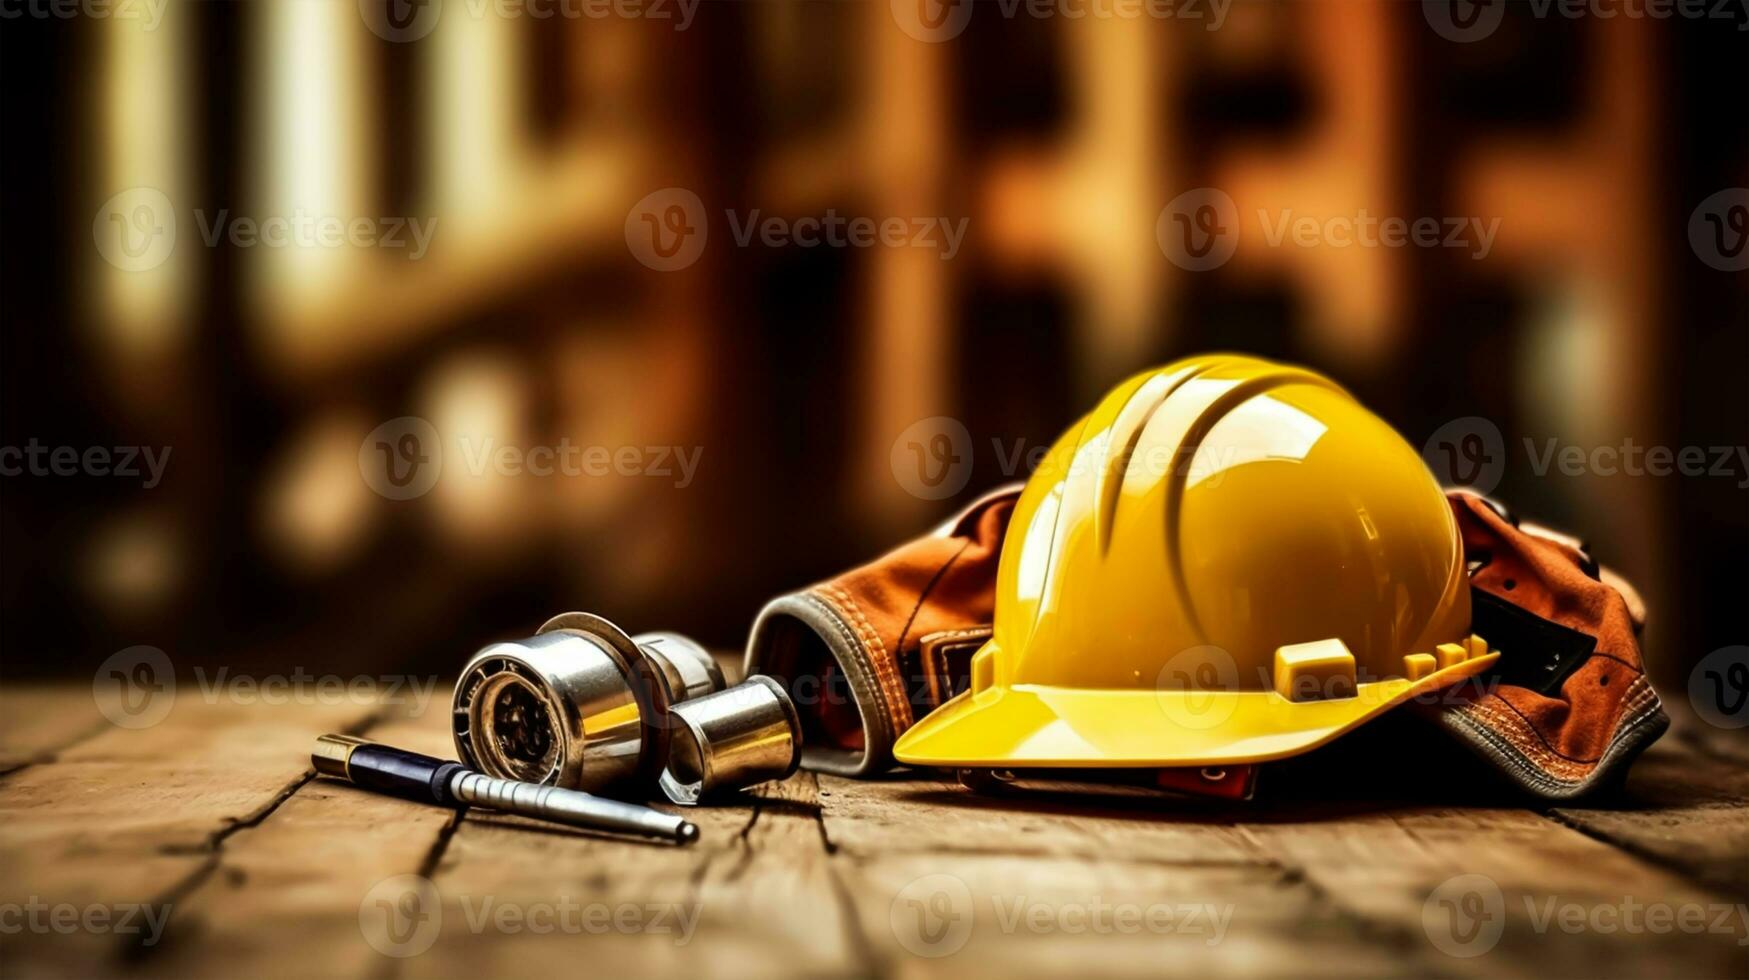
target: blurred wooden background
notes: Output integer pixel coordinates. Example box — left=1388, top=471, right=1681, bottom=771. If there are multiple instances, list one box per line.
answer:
left=0, top=2, right=1744, bottom=704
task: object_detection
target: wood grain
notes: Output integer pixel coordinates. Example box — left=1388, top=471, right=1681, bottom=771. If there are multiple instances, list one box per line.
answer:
left=399, top=772, right=857, bottom=980
left=1549, top=738, right=1749, bottom=900
left=0, top=695, right=378, bottom=977
left=1, top=687, right=1744, bottom=979
left=121, top=709, right=459, bottom=980
left=0, top=683, right=108, bottom=773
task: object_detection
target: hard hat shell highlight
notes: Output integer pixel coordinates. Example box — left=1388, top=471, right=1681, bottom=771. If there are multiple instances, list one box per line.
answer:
left=894, top=354, right=1488, bottom=769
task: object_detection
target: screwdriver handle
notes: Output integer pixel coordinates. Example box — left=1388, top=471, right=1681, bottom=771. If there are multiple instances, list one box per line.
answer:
left=312, top=734, right=463, bottom=804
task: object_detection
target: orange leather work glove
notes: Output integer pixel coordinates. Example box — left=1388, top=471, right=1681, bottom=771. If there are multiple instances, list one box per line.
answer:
left=745, top=487, right=1667, bottom=799
left=1424, top=491, right=1665, bottom=798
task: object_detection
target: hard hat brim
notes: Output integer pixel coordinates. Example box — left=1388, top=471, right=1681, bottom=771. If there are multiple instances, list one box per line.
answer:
left=893, top=653, right=1500, bottom=768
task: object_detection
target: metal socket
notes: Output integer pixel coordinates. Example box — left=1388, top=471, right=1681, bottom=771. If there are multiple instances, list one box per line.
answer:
left=451, top=613, right=725, bottom=794
left=659, top=675, right=802, bottom=805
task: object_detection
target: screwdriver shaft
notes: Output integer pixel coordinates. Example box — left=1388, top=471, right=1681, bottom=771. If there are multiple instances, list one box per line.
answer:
left=449, top=771, right=698, bottom=844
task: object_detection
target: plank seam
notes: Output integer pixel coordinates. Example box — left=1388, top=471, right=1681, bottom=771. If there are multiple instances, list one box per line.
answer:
left=1234, top=823, right=1452, bottom=969
left=1538, top=807, right=1749, bottom=903
left=116, top=769, right=319, bottom=965
left=110, top=705, right=388, bottom=965
left=0, top=716, right=117, bottom=781
left=809, top=772, right=883, bottom=978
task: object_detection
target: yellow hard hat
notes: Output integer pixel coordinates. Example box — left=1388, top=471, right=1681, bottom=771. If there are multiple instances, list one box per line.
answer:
left=893, top=354, right=1498, bottom=769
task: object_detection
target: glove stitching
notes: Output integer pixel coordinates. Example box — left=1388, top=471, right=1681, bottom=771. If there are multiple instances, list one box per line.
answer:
left=1443, top=711, right=1585, bottom=794
left=818, top=584, right=913, bottom=730
left=796, top=590, right=895, bottom=768
left=1460, top=677, right=1658, bottom=771
left=1444, top=691, right=1666, bottom=795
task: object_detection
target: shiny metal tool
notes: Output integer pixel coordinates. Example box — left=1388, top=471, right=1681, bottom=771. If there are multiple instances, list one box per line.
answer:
left=659, top=675, right=802, bottom=805
left=451, top=613, right=725, bottom=794
left=312, top=734, right=698, bottom=844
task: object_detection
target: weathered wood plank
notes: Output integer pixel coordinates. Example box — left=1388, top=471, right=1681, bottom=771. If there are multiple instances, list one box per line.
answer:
left=844, top=850, right=1407, bottom=980
left=0, top=683, right=108, bottom=773
left=817, top=773, right=1404, bottom=978
left=120, top=708, right=459, bottom=980
left=1241, top=805, right=1749, bottom=978
left=820, top=765, right=1749, bottom=979
left=0, top=695, right=375, bottom=977
left=1549, top=737, right=1749, bottom=901
left=816, top=773, right=1261, bottom=865
left=4, top=684, right=1743, bottom=980
left=685, top=773, right=862, bottom=979
left=398, top=770, right=857, bottom=980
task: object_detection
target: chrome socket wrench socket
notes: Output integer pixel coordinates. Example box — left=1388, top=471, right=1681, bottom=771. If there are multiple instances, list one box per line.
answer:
left=659, top=675, right=802, bottom=805
left=452, top=612, right=725, bottom=794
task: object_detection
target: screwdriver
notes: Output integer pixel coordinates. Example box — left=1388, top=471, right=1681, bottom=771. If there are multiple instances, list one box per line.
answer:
left=311, top=734, right=699, bottom=845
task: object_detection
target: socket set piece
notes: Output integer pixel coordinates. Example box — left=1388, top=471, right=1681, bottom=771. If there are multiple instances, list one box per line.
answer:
left=451, top=613, right=725, bottom=794
left=659, top=675, right=802, bottom=805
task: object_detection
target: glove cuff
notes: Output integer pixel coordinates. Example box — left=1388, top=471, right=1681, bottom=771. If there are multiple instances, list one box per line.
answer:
left=743, top=487, right=1020, bottom=776
left=744, top=590, right=901, bottom=777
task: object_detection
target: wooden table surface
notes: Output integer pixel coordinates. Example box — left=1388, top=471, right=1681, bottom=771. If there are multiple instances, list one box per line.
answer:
left=2, top=678, right=1745, bottom=979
